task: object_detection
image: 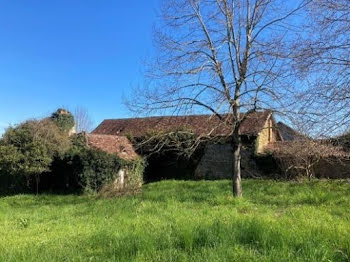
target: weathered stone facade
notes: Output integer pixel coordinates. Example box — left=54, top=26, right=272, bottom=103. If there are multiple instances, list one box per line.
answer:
left=194, top=114, right=282, bottom=179
left=194, top=143, right=264, bottom=179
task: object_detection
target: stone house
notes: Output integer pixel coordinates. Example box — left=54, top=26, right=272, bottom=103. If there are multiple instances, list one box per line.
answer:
left=92, top=111, right=285, bottom=180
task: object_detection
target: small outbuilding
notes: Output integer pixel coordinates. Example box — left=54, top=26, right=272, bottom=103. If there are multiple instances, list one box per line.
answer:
left=85, top=133, right=141, bottom=191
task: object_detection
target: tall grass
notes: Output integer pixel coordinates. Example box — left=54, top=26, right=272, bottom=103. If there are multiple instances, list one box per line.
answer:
left=1, top=180, right=350, bottom=261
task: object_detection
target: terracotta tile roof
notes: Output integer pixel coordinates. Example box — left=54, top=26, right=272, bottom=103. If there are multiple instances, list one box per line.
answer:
left=240, top=111, right=272, bottom=136
left=92, top=111, right=272, bottom=137
left=86, top=134, right=138, bottom=160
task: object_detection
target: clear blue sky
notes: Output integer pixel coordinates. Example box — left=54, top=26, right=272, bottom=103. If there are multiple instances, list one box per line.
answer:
left=0, top=0, right=158, bottom=134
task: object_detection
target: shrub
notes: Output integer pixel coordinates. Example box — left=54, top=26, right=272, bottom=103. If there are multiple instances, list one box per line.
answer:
left=332, top=132, right=350, bottom=152
left=123, top=157, right=145, bottom=188
left=0, top=115, right=145, bottom=196
left=99, top=157, right=145, bottom=197
left=77, top=148, right=123, bottom=193
left=50, top=135, right=145, bottom=195
left=266, top=140, right=348, bottom=179
left=77, top=149, right=145, bottom=194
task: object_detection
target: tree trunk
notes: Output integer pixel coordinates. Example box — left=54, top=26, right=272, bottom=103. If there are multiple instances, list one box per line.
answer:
left=232, top=128, right=242, bottom=197
left=35, top=175, right=39, bottom=195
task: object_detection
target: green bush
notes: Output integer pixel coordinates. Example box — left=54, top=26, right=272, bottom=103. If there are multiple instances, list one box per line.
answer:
left=122, top=157, right=145, bottom=188
left=50, top=108, right=75, bottom=133
left=77, top=150, right=145, bottom=194
left=0, top=119, right=70, bottom=194
left=50, top=134, right=145, bottom=195
left=0, top=113, right=145, bottom=196
left=77, top=148, right=123, bottom=193
left=99, top=157, right=146, bottom=197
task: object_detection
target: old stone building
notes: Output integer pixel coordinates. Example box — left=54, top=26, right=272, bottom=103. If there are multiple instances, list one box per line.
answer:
left=92, top=111, right=284, bottom=180
left=83, top=133, right=140, bottom=189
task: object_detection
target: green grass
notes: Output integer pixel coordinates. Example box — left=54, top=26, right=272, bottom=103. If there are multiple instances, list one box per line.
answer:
left=1, top=179, right=350, bottom=261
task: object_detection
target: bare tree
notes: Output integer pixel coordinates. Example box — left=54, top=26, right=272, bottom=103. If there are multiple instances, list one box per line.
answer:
left=74, top=107, right=94, bottom=133
left=129, top=0, right=310, bottom=197
left=267, top=140, right=348, bottom=180
left=293, top=0, right=350, bottom=137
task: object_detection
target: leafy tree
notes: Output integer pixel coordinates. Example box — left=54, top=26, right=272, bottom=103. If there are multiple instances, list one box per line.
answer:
left=0, top=119, right=70, bottom=194
left=0, top=145, right=25, bottom=193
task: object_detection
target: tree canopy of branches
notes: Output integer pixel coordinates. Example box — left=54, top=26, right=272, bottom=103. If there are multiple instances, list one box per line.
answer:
left=74, top=107, right=93, bottom=133
left=130, top=129, right=199, bottom=157
left=267, top=140, right=348, bottom=179
left=294, top=0, right=350, bottom=136
left=130, top=0, right=310, bottom=197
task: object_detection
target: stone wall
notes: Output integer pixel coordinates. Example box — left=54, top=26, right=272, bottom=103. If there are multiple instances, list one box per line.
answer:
left=194, top=143, right=262, bottom=179
left=194, top=140, right=350, bottom=180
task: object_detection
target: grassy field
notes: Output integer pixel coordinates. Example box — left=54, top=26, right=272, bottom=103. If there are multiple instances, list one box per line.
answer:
left=1, top=180, right=350, bottom=262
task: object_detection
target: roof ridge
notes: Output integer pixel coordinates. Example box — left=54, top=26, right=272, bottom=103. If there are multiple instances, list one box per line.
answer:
left=102, top=110, right=268, bottom=121
left=92, top=110, right=272, bottom=137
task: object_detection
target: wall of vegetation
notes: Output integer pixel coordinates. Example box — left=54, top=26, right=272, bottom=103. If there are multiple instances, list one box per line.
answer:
left=0, top=110, right=145, bottom=195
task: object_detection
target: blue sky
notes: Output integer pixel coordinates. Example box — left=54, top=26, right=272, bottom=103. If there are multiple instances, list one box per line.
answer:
left=0, top=0, right=158, bottom=134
